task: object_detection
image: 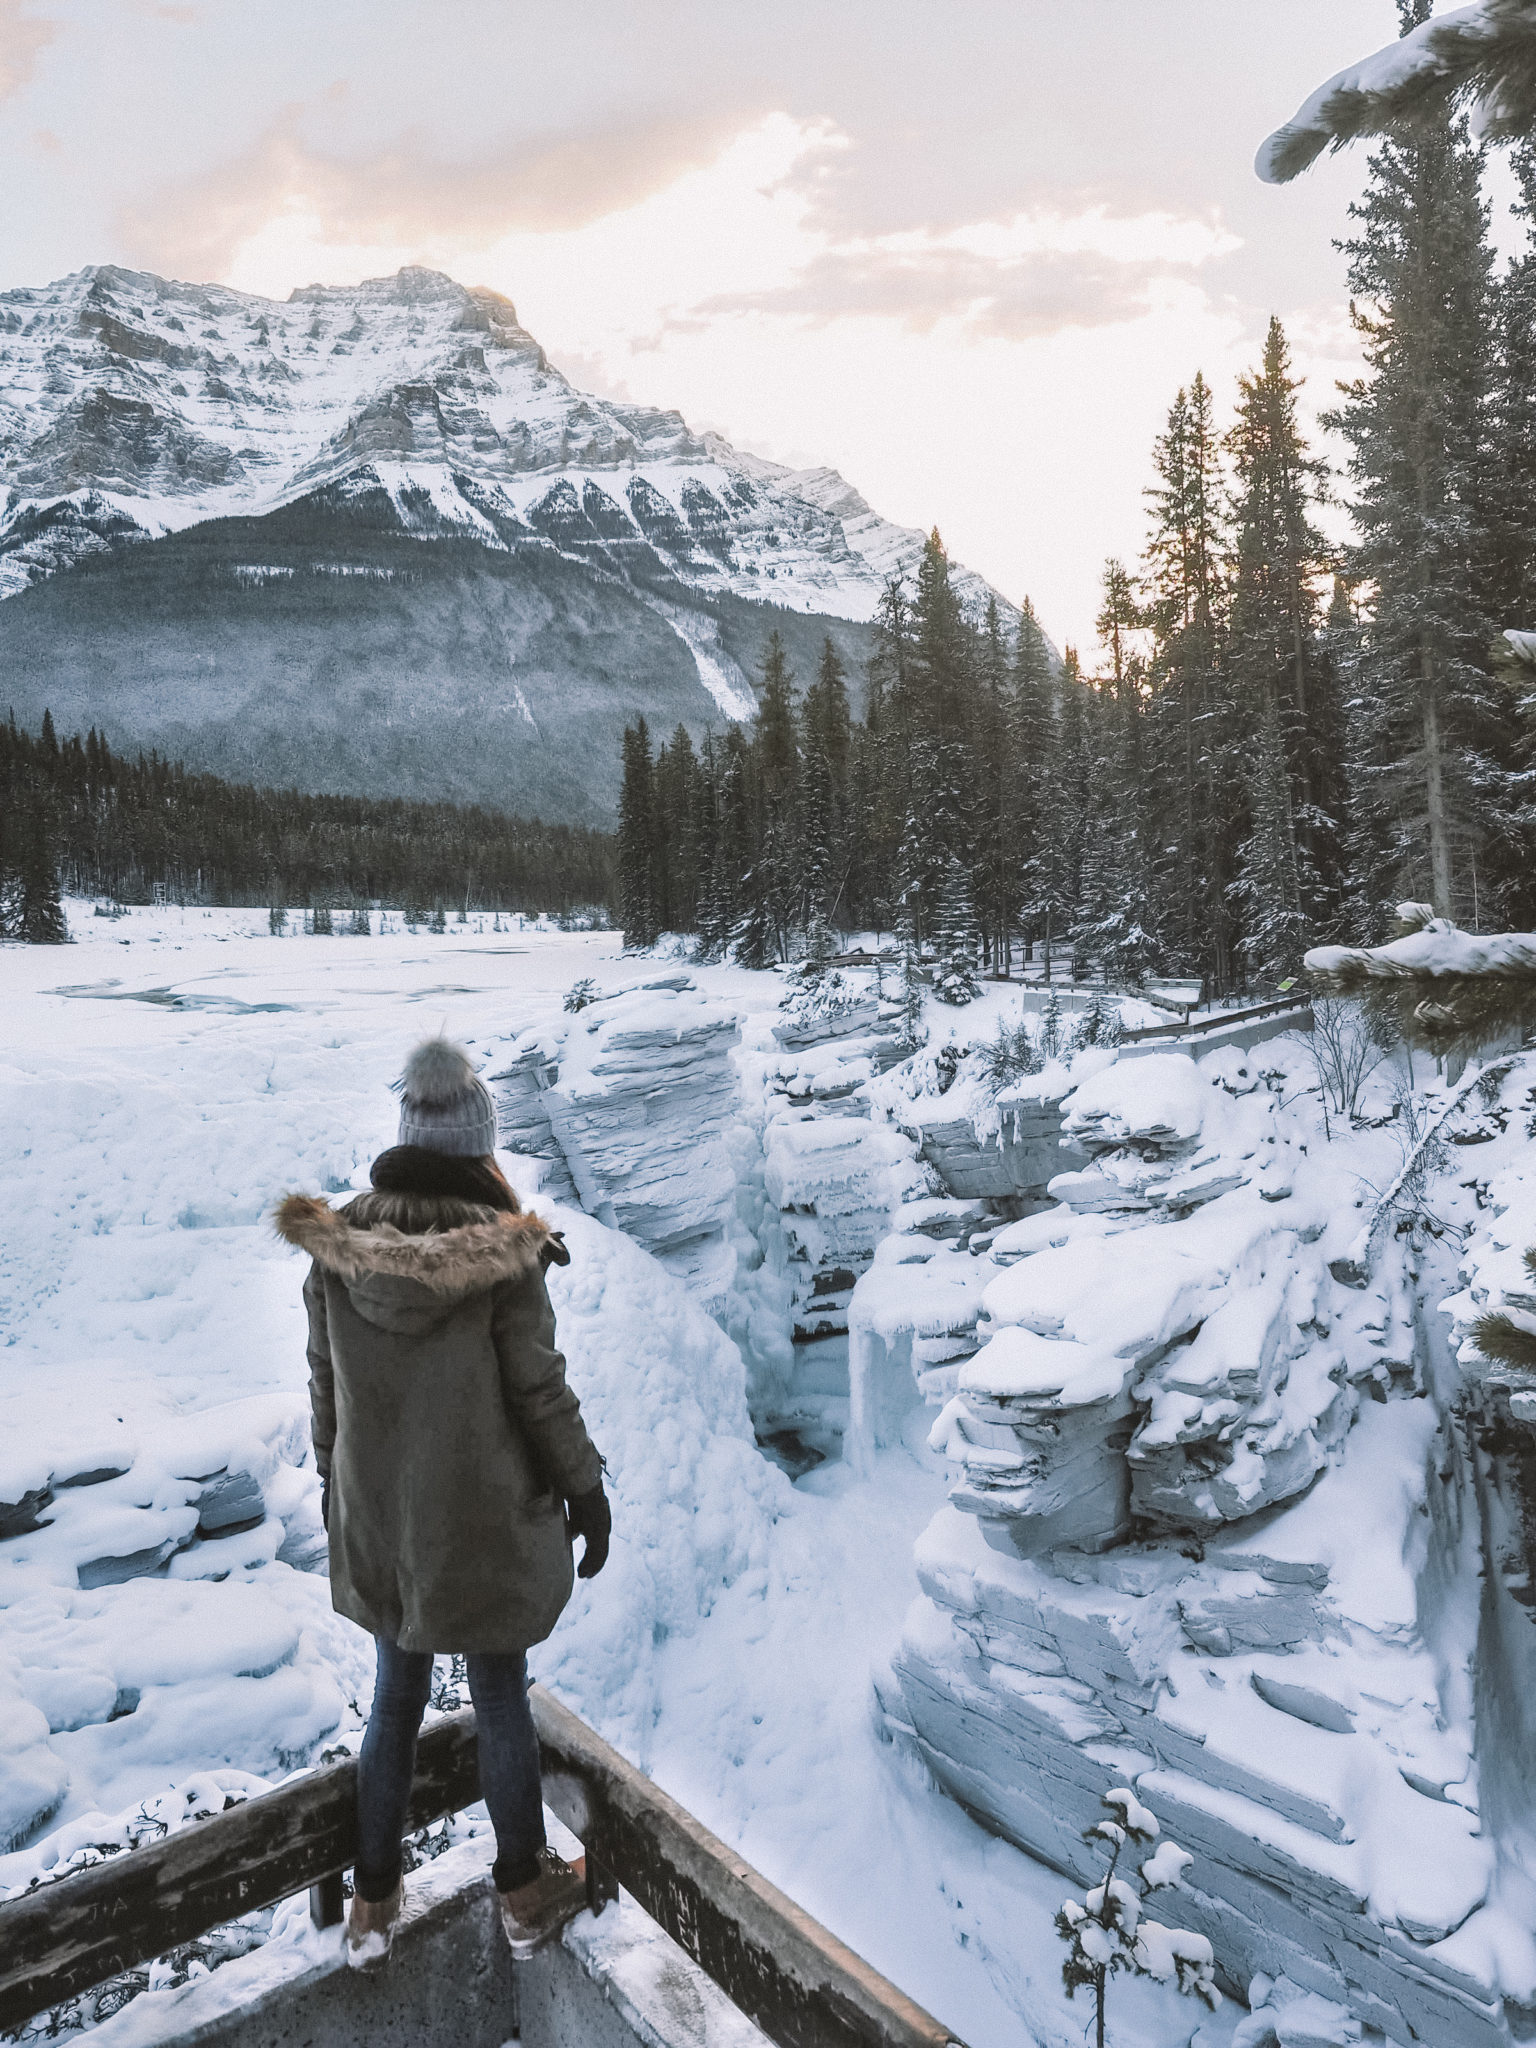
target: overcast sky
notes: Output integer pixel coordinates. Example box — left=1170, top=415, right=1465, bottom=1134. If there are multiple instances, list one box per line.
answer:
left=0, top=0, right=1504, bottom=652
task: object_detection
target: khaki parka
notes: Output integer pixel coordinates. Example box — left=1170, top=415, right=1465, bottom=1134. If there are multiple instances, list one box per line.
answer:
left=275, top=1189, right=602, bottom=1654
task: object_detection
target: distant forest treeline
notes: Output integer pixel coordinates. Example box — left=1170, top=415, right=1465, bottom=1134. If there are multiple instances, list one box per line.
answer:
left=0, top=713, right=616, bottom=931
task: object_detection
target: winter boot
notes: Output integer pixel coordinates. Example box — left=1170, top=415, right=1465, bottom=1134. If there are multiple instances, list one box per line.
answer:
left=346, top=1880, right=402, bottom=1972
left=497, top=1847, right=588, bottom=1958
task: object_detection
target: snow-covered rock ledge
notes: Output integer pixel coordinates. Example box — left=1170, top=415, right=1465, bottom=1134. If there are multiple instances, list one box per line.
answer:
left=859, top=1041, right=1536, bottom=2045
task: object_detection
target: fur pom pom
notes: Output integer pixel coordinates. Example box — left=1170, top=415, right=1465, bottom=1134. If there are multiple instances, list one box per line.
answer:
left=397, top=1036, right=480, bottom=1105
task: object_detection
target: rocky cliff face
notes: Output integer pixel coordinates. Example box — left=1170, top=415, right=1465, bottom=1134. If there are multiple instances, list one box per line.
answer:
left=838, top=1039, right=1536, bottom=2045
left=0, top=264, right=1020, bottom=820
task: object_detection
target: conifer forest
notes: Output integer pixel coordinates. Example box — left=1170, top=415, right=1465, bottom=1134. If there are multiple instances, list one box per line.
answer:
left=619, top=124, right=1536, bottom=999
left=0, top=712, right=614, bottom=940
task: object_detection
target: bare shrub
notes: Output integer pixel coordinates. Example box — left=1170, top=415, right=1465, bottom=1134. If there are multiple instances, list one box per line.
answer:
left=1308, top=997, right=1388, bottom=1128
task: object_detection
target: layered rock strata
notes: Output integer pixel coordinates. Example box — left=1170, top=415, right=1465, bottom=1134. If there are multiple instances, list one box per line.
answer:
left=495, top=980, right=741, bottom=1308
left=867, top=1045, right=1519, bottom=2043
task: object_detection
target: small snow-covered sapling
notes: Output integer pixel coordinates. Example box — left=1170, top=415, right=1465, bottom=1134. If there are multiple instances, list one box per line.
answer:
left=1055, top=1786, right=1220, bottom=2048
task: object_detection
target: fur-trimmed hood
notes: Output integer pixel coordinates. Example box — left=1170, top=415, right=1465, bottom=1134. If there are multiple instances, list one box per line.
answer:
left=274, top=1192, right=552, bottom=1298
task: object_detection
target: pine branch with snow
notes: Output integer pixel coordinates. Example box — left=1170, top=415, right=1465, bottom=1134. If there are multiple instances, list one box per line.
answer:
left=1258, top=2, right=1536, bottom=186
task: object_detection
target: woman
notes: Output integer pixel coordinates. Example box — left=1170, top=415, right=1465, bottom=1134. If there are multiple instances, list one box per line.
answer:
left=275, top=1037, right=610, bottom=1971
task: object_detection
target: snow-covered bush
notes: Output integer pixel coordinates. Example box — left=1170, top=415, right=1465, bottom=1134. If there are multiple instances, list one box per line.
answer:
left=1056, top=1786, right=1220, bottom=2046
left=1038, top=986, right=1070, bottom=1061
left=777, top=968, right=865, bottom=1031
left=983, top=1015, right=1042, bottom=1086
left=1079, top=990, right=1123, bottom=1048
left=563, top=976, right=600, bottom=1013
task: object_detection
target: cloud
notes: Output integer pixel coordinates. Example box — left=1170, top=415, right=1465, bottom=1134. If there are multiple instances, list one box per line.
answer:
left=118, top=100, right=758, bottom=283
left=678, top=207, right=1242, bottom=344
left=0, top=0, right=53, bottom=104
left=692, top=246, right=1168, bottom=342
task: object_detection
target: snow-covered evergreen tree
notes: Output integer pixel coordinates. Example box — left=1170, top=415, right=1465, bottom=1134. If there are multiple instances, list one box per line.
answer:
left=1143, top=372, right=1234, bottom=987
left=972, top=596, right=1018, bottom=974
left=931, top=851, right=982, bottom=1004
left=1056, top=1787, right=1219, bottom=2048
left=1039, top=984, right=1066, bottom=1060
left=1329, top=3, right=1502, bottom=925
left=1072, top=570, right=1160, bottom=989
left=895, top=890, right=927, bottom=1049
left=1235, top=697, right=1309, bottom=984
left=798, top=636, right=852, bottom=942
left=1012, top=596, right=1058, bottom=967
left=910, top=529, right=974, bottom=867
left=1227, top=315, right=1346, bottom=946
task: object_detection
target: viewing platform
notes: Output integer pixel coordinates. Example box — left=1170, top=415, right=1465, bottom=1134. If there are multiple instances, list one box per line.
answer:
left=0, top=1688, right=966, bottom=2048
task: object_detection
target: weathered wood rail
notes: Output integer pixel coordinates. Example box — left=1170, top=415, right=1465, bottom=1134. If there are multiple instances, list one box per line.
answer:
left=0, top=1687, right=964, bottom=2048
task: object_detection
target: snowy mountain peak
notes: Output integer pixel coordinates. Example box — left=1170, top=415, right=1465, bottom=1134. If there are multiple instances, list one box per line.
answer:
left=0, top=262, right=1006, bottom=623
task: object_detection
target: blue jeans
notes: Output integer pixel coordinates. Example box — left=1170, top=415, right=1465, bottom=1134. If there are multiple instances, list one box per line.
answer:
left=354, top=1637, right=547, bottom=1902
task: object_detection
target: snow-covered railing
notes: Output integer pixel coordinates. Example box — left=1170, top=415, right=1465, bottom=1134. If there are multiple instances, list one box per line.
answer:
left=0, top=1687, right=965, bottom=2048
left=1120, top=994, right=1312, bottom=1045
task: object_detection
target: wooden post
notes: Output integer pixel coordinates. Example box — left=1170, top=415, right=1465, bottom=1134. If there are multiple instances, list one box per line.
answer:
left=530, top=1686, right=962, bottom=2048
left=0, top=1710, right=480, bottom=2035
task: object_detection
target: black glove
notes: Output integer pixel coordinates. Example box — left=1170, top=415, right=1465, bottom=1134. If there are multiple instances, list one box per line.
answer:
left=320, top=1474, right=331, bottom=1532
left=566, top=1484, right=610, bottom=1580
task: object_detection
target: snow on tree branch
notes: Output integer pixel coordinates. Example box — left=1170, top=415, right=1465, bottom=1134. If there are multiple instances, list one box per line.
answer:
left=1056, top=1787, right=1220, bottom=2047
left=1258, top=2, right=1536, bottom=185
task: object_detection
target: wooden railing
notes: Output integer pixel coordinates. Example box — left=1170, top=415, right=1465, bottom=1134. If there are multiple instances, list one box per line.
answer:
left=0, top=1687, right=963, bottom=2048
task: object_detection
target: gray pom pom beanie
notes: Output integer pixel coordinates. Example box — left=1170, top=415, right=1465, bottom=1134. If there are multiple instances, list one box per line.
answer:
left=395, top=1037, right=498, bottom=1157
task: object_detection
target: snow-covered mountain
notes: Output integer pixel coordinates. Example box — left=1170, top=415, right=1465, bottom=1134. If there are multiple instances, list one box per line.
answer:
left=0, top=265, right=1017, bottom=821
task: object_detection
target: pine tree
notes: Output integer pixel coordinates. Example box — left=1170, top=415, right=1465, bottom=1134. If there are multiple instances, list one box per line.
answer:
left=1072, top=579, right=1160, bottom=990
left=1234, top=698, right=1308, bottom=985
left=1226, top=316, right=1345, bottom=946
left=1039, top=984, right=1066, bottom=1061
left=1143, top=372, right=1232, bottom=986
left=13, top=800, right=67, bottom=943
left=618, top=717, right=659, bottom=949
left=1098, top=562, right=1160, bottom=985
left=799, top=637, right=852, bottom=940
left=1482, top=138, right=1536, bottom=925
left=895, top=889, right=927, bottom=1049
left=1012, top=597, right=1058, bottom=968
left=1046, top=650, right=1094, bottom=968
left=931, top=850, right=982, bottom=1004
left=972, top=597, right=1018, bottom=974
left=1489, top=141, right=1536, bottom=635
left=748, top=631, right=801, bottom=960
left=654, top=724, right=703, bottom=935
left=910, top=530, right=974, bottom=865
left=1329, top=0, right=1501, bottom=924
left=851, top=578, right=913, bottom=937
left=801, top=902, right=836, bottom=982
